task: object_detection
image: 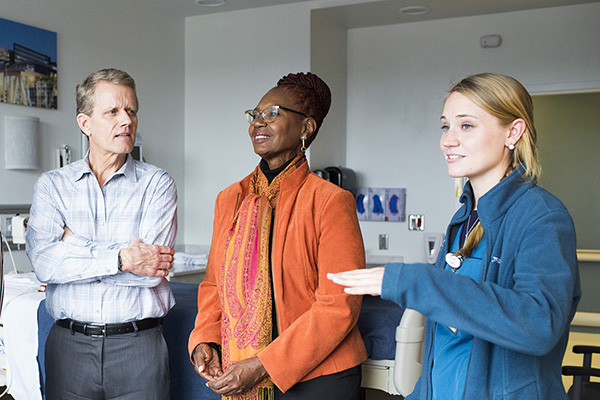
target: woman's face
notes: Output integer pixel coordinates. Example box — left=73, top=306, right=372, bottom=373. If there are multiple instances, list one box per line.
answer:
left=440, top=92, right=512, bottom=198
left=249, top=88, right=307, bottom=169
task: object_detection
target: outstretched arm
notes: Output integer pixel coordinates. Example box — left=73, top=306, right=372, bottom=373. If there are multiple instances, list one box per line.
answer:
left=328, top=266, right=385, bottom=296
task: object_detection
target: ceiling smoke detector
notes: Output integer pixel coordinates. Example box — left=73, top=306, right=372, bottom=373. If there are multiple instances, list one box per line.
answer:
left=399, top=6, right=430, bottom=15
left=195, top=0, right=226, bottom=6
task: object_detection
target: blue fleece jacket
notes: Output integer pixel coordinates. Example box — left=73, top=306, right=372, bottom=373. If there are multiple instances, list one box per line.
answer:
left=382, top=166, right=581, bottom=399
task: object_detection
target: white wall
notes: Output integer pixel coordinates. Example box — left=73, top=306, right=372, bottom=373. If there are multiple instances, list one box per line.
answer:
left=183, top=2, right=600, bottom=263
left=0, top=0, right=185, bottom=205
left=0, top=0, right=185, bottom=270
left=310, top=10, right=349, bottom=169
left=347, top=3, right=600, bottom=261
left=184, top=3, right=311, bottom=245
left=4, top=0, right=596, bottom=266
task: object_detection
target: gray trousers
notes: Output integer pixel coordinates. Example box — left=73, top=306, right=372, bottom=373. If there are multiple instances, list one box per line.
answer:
left=45, top=322, right=170, bottom=400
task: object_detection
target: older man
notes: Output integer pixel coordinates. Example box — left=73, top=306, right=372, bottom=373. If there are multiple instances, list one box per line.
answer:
left=26, top=68, right=177, bottom=400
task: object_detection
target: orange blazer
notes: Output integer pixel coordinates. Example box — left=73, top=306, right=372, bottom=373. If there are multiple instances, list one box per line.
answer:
left=188, top=161, right=367, bottom=392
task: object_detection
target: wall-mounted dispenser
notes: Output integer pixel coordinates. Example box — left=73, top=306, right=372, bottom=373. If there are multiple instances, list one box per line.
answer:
left=356, top=187, right=406, bottom=222
left=356, top=187, right=370, bottom=221
left=368, top=188, right=386, bottom=221
left=425, top=233, right=444, bottom=264
left=324, top=166, right=356, bottom=196
left=384, top=188, right=406, bottom=222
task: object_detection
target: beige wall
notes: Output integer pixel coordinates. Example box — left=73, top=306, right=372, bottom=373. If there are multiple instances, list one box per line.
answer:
left=535, top=92, right=600, bottom=249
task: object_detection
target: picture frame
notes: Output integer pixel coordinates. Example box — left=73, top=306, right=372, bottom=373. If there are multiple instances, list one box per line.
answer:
left=0, top=18, right=57, bottom=109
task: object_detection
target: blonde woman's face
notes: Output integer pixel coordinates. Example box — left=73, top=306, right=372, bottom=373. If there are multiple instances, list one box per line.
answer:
left=440, top=92, right=512, bottom=196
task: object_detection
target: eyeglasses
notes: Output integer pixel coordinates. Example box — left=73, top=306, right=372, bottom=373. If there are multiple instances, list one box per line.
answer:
left=244, top=105, right=307, bottom=124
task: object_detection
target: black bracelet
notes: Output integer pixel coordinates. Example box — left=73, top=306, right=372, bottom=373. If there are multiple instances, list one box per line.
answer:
left=118, top=254, right=123, bottom=271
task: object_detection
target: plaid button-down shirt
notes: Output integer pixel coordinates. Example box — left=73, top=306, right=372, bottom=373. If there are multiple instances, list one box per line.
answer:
left=26, top=154, right=177, bottom=323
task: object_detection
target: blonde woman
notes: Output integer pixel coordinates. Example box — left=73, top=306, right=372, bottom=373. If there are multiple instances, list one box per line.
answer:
left=329, top=73, right=580, bottom=400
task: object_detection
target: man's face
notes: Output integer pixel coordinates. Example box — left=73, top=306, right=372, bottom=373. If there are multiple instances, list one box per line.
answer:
left=77, top=81, right=138, bottom=159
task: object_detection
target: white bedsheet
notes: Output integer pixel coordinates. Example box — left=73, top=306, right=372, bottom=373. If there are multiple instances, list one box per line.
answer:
left=0, top=272, right=45, bottom=400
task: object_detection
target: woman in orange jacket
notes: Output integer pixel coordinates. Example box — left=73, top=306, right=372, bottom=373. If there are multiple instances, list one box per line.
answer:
left=188, top=72, right=367, bottom=400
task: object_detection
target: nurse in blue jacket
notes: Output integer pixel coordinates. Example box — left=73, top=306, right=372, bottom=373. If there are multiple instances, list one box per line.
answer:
left=329, top=73, right=581, bottom=400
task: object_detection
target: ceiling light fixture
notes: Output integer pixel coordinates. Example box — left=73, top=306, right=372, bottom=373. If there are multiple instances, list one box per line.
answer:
left=399, top=6, right=430, bottom=15
left=195, top=0, right=226, bottom=6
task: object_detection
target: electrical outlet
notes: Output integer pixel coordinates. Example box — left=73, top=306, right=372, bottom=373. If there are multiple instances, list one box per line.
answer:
left=379, top=234, right=389, bottom=250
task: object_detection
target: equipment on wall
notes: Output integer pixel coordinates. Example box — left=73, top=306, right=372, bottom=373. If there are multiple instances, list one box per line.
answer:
left=4, top=116, right=40, bottom=170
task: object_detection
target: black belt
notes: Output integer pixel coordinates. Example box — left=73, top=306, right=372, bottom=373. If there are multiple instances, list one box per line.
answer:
left=56, top=318, right=161, bottom=337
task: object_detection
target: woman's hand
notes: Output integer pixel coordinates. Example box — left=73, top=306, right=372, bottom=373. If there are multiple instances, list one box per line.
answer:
left=193, top=343, right=223, bottom=382
left=327, top=267, right=385, bottom=296
left=207, top=357, right=268, bottom=396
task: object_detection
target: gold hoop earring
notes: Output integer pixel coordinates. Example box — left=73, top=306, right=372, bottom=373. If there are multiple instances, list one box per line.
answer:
left=301, top=137, right=307, bottom=152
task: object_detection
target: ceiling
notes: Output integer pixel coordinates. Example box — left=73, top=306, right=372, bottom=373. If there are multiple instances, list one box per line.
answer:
left=144, top=0, right=600, bottom=28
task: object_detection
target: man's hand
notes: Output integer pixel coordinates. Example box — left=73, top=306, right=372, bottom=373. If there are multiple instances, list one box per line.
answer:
left=118, top=238, right=174, bottom=277
left=62, top=226, right=73, bottom=240
left=193, top=343, right=223, bottom=382
left=207, top=356, right=268, bottom=396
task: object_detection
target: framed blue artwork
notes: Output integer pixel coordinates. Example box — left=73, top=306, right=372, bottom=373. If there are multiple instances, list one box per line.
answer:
left=0, top=18, right=57, bottom=109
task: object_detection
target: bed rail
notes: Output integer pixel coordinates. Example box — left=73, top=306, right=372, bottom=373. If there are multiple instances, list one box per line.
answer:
left=577, top=249, right=600, bottom=263
left=393, top=308, right=426, bottom=396
left=572, top=312, right=600, bottom=329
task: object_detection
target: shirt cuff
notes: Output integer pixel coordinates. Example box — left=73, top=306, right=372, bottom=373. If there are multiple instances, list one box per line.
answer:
left=96, top=248, right=121, bottom=275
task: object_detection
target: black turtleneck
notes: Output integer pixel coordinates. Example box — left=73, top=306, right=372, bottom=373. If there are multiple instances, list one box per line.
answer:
left=260, top=157, right=294, bottom=185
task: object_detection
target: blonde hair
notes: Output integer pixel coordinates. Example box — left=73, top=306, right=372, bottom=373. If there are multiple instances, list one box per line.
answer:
left=456, top=221, right=484, bottom=259
left=449, top=73, right=541, bottom=259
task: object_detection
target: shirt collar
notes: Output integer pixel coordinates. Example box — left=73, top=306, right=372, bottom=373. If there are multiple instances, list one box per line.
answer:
left=458, top=164, right=535, bottom=227
left=74, top=152, right=137, bottom=183
left=477, top=164, right=534, bottom=223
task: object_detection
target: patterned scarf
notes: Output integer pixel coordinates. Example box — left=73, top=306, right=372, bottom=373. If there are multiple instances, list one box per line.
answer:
left=220, top=153, right=306, bottom=400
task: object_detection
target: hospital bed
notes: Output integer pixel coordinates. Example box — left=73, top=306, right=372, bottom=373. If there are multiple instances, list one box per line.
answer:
left=360, top=302, right=425, bottom=397
left=2, top=278, right=425, bottom=399
left=360, top=256, right=426, bottom=397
